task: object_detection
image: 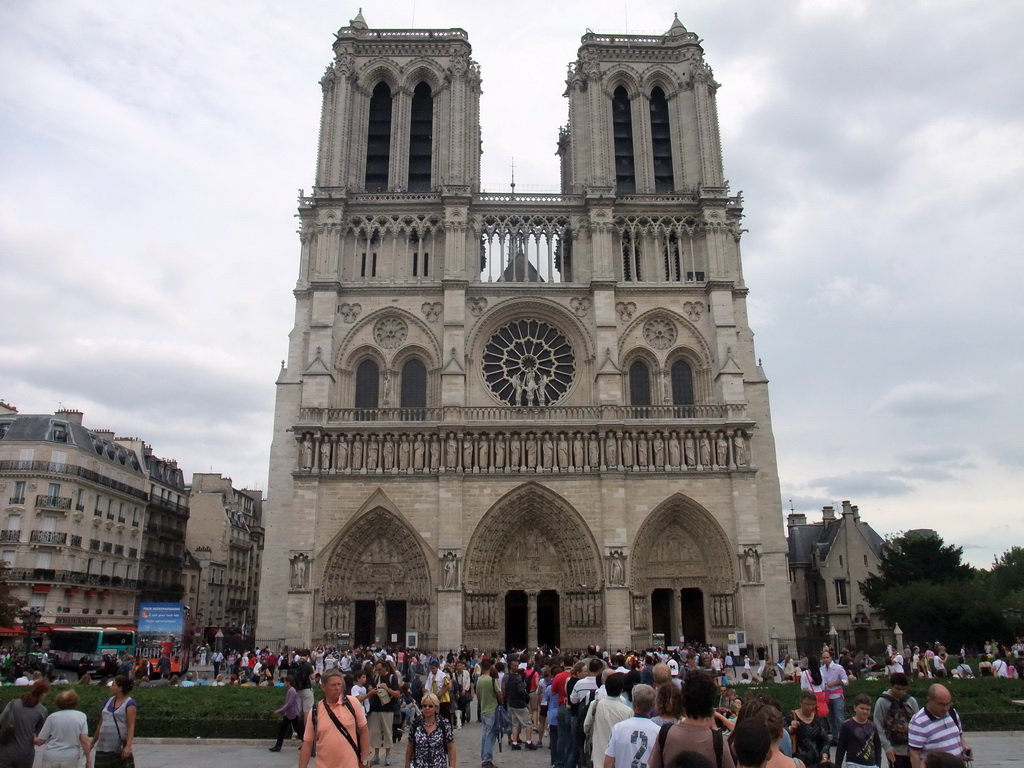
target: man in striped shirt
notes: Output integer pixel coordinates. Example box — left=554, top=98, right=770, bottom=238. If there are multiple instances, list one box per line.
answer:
left=907, top=685, right=972, bottom=768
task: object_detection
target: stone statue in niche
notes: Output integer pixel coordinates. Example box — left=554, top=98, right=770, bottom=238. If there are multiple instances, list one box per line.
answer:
left=445, top=433, right=458, bottom=469
left=336, top=436, right=349, bottom=471
left=413, top=435, right=425, bottom=470
left=733, top=431, right=748, bottom=467
left=699, top=433, right=712, bottom=467
left=742, top=547, right=762, bottom=583
left=441, top=551, right=460, bottom=590
left=609, top=551, right=626, bottom=586
left=291, top=555, right=309, bottom=590
left=716, top=431, right=729, bottom=467
left=319, top=435, right=331, bottom=471
left=429, top=435, right=440, bottom=470
left=300, top=434, right=313, bottom=470
left=605, top=432, right=618, bottom=467
left=684, top=432, right=696, bottom=467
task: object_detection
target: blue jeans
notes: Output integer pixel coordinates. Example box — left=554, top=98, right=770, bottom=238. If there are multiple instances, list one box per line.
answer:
left=481, top=713, right=496, bottom=764
left=549, top=722, right=559, bottom=765
left=827, top=696, right=845, bottom=744
left=556, top=706, right=577, bottom=768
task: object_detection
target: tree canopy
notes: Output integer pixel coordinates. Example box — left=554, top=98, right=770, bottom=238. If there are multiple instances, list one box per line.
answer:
left=0, top=562, right=25, bottom=628
left=861, top=529, right=974, bottom=609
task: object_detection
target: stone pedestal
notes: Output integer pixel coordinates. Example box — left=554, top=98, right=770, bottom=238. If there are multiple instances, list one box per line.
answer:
left=605, top=587, right=631, bottom=650
left=437, top=590, right=464, bottom=650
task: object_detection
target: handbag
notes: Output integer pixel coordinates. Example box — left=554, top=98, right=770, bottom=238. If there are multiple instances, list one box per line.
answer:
left=813, top=691, right=829, bottom=718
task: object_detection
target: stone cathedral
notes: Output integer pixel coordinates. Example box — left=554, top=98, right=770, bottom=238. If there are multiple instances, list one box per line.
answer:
left=258, top=11, right=797, bottom=653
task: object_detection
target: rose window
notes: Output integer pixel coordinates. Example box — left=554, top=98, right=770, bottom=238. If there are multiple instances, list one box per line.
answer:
left=373, top=317, right=408, bottom=349
left=643, top=317, right=677, bottom=350
left=483, top=320, right=576, bottom=406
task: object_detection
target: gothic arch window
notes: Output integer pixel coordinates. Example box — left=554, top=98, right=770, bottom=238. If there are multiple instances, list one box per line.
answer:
left=408, top=82, right=433, bottom=192
left=354, top=359, right=380, bottom=413
left=612, top=86, right=636, bottom=193
left=365, top=82, right=393, bottom=192
left=628, top=360, right=652, bottom=407
left=671, top=359, right=695, bottom=406
left=400, top=358, right=427, bottom=419
left=622, top=230, right=641, bottom=282
left=649, top=86, right=674, bottom=192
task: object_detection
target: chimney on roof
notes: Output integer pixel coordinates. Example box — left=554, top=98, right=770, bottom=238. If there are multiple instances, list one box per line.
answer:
left=787, top=512, right=807, bottom=530
left=56, top=408, right=83, bottom=426
left=0, top=401, right=18, bottom=415
left=822, top=505, right=836, bottom=522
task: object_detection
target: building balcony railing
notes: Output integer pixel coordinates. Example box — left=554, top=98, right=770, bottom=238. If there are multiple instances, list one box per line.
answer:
left=143, top=550, right=184, bottom=567
left=9, top=496, right=25, bottom=505
left=293, top=406, right=755, bottom=476
left=4, top=567, right=139, bottom=590
left=70, top=534, right=83, bottom=547
left=0, top=460, right=148, bottom=501
left=29, top=530, right=68, bottom=545
left=150, top=495, right=190, bottom=518
left=144, top=521, right=185, bottom=540
left=299, top=403, right=748, bottom=426
left=36, top=495, right=72, bottom=511
left=0, top=529, right=21, bottom=542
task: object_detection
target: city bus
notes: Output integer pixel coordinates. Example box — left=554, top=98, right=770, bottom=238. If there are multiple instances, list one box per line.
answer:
left=48, top=627, right=136, bottom=667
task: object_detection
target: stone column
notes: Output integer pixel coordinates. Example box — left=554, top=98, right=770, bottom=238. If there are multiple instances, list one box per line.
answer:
left=374, top=599, right=386, bottom=644
left=671, top=589, right=683, bottom=646
left=528, top=590, right=539, bottom=651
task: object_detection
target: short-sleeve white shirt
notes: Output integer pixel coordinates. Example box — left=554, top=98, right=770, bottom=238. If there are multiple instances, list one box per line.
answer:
left=605, top=716, right=662, bottom=768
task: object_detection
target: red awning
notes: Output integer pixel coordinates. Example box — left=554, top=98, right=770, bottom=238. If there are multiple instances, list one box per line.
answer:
left=32, top=584, right=52, bottom=593
left=0, top=626, right=26, bottom=636
left=65, top=586, right=79, bottom=594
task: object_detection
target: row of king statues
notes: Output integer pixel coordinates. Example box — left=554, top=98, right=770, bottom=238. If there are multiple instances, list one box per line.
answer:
left=299, top=428, right=750, bottom=474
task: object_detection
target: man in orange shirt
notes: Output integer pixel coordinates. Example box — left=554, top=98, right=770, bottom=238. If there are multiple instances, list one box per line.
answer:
left=300, top=668, right=372, bottom=768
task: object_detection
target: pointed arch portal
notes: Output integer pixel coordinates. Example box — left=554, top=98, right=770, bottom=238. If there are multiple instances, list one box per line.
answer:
left=463, top=483, right=602, bottom=649
left=629, top=495, right=737, bottom=647
left=321, top=505, right=433, bottom=647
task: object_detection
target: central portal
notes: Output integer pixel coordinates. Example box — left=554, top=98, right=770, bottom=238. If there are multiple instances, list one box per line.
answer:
left=505, top=590, right=528, bottom=648
left=462, top=483, right=604, bottom=648
left=386, top=600, right=407, bottom=645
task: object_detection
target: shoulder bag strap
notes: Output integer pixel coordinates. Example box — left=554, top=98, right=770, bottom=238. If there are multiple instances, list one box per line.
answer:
left=324, top=699, right=361, bottom=758
left=343, top=695, right=363, bottom=755
left=713, top=727, right=724, bottom=768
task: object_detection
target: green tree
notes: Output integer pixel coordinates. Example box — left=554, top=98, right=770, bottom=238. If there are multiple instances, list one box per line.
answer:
left=861, top=530, right=973, bottom=609
left=0, top=561, right=25, bottom=628
left=991, top=546, right=1024, bottom=593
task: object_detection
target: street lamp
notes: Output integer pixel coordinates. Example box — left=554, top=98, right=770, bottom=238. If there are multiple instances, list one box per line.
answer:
left=20, top=606, right=42, bottom=661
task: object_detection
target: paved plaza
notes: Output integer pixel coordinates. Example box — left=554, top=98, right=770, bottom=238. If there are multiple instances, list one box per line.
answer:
left=25, top=721, right=1024, bottom=768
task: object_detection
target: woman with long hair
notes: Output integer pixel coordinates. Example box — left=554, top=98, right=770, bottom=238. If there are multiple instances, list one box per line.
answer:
left=0, top=679, right=50, bottom=768
left=91, top=674, right=137, bottom=768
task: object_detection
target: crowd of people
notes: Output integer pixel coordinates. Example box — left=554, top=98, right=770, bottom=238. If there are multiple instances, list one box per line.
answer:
left=0, top=637, right=1019, bottom=768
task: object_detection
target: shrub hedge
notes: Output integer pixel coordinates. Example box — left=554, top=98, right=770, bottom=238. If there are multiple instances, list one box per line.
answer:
left=2, top=677, right=1021, bottom=737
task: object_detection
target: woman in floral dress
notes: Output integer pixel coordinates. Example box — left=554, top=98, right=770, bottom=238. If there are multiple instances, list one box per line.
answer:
left=405, top=693, right=456, bottom=768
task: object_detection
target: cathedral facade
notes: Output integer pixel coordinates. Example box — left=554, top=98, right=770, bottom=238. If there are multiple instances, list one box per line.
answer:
left=258, top=11, right=796, bottom=652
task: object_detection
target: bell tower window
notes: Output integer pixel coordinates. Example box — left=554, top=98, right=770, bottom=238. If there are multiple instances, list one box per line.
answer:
left=612, top=86, right=636, bottom=193
left=408, top=82, right=433, bottom=192
left=650, top=86, right=674, bottom=192
left=365, top=82, right=393, bottom=192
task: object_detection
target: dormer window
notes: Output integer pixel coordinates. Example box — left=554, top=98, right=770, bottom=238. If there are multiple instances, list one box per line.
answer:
left=52, top=423, right=68, bottom=443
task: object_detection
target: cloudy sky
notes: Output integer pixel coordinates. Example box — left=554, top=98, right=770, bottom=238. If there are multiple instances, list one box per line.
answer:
left=2, top=0, right=1021, bottom=568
